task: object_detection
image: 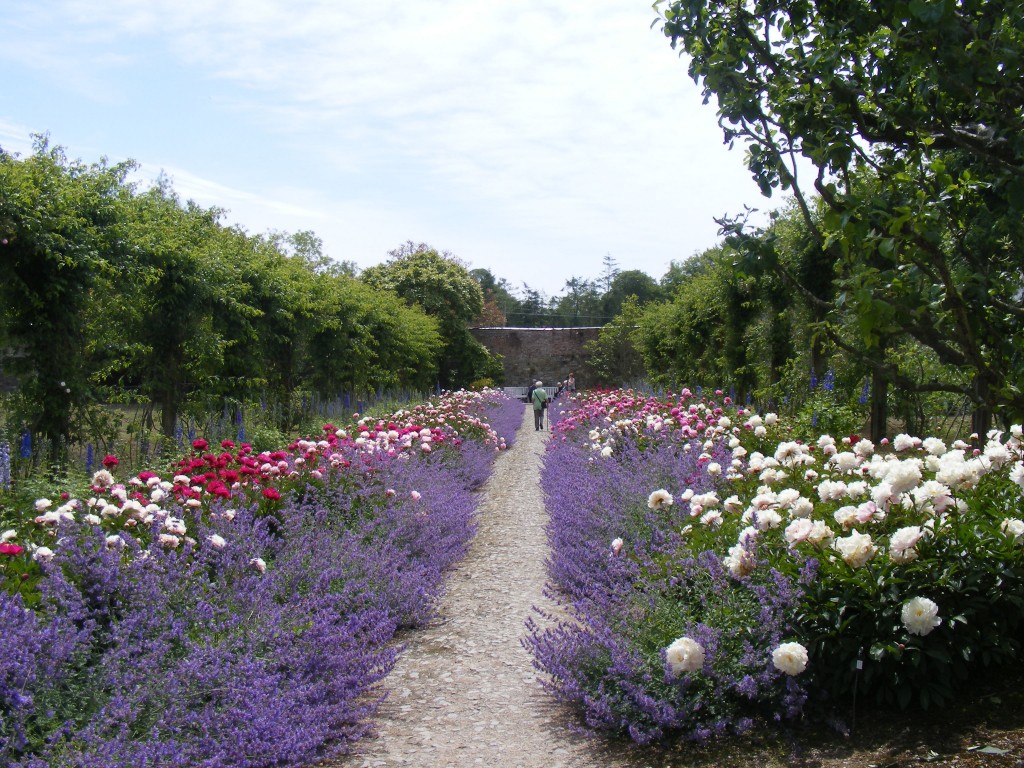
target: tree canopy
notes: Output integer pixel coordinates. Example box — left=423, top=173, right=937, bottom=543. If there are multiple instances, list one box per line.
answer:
left=361, top=244, right=500, bottom=388
left=0, top=142, right=446, bottom=447
left=657, top=0, right=1024, bottom=426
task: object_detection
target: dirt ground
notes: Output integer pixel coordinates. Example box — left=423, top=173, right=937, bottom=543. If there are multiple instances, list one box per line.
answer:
left=325, top=408, right=1024, bottom=768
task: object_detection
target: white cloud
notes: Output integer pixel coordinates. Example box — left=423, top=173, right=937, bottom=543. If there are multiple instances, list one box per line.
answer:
left=1, top=0, right=789, bottom=293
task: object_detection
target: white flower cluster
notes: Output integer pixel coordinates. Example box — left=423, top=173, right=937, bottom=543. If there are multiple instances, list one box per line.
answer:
left=665, top=636, right=808, bottom=679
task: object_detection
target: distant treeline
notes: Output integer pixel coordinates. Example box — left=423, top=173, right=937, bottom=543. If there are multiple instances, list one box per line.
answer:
left=0, top=139, right=503, bottom=453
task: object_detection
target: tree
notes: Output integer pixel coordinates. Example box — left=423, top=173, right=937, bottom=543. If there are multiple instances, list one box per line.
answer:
left=599, top=252, right=620, bottom=293
left=113, top=183, right=253, bottom=438
left=552, top=277, right=603, bottom=327
left=507, top=284, right=552, bottom=327
left=469, top=268, right=511, bottom=327
left=657, top=0, right=1024, bottom=428
left=635, top=248, right=733, bottom=390
left=601, top=269, right=664, bottom=320
left=303, top=275, right=440, bottom=398
left=661, top=253, right=712, bottom=295
left=584, top=296, right=647, bottom=387
left=361, top=245, right=497, bottom=388
left=0, top=137, right=133, bottom=454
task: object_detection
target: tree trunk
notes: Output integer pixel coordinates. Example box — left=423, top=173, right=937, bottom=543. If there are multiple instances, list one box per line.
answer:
left=970, top=376, right=992, bottom=437
left=160, top=383, right=180, bottom=440
left=868, top=358, right=889, bottom=442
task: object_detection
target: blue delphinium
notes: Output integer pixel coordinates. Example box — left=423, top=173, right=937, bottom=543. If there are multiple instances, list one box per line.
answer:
left=0, top=440, right=10, bottom=488
left=822, top=367, right=835, bottom=392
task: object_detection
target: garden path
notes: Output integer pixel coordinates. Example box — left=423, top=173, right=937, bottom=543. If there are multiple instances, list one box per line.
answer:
left=330, top=406, right=653, bottom=768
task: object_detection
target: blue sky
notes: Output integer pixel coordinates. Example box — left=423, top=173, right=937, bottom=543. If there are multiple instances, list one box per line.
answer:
left=1, top=0, right=795, bottom=297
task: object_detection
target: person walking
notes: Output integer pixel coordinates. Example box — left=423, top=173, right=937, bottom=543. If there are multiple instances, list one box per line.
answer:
left=531, top=381, right=548, bottom=430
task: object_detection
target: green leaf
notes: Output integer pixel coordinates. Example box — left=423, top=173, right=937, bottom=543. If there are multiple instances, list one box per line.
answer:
left=908, top=0, right=946, bottom=24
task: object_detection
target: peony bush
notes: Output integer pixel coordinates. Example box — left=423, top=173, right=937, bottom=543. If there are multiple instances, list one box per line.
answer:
left=0, top=389, right=522, bottom=767
left=527, top=388, right=1024, bottom=743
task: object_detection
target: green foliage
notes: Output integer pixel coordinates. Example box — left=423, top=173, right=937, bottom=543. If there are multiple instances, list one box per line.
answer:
left=0, top=137, right=134, bottom=452
left=635, top=247, right=753, bottom=393
left=790, top=391, right=866, bottom=441
left=362, top=244, right=499, bottom=389
left=584, top=296, right=647, bottom=387
left=655, top=0, right=1024, bottom=425
left=550, top=276, right=603, bottom=326
left=0, top=142, right=444, bottom=451
left=601, top=269, right=665, bottom=320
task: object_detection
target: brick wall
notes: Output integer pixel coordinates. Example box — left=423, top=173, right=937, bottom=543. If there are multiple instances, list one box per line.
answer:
left=470, top=327, right=600, bottom=389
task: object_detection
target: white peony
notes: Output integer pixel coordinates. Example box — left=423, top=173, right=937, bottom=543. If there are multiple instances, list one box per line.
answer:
left=700, top=510, right=723, bottom=528
left=1010, top=462, right=1024, bottom=491
left=1001, top=518, right=1024, bottom=542
left=885, top=460, right=923, bottom=495
left=888, top=526, right=924, bottom=564
left=647, top=489, right=674, bottom=510
left=853, top=439, right=875, bottom=458
left=91, top=469, right=115, bottom=487
left=834, top=529, right=877, bottom=568
left=833, top=505, right=859, bottom=530
left=772, top=642, right=809, bottom=676
left=806, top=520, right=835, bottom=547
left=902, top=596, right=942, bottom=636
left=791, top=497, right=815, bottom=518
left=723, top=495, right=744, bottom=513
left=892, top=434, right=918, bottom=452
left=724, top=544, right=755, bottom=578
left=784, top=518, right=814, bottom=547
left=754, top=509, right=783, bottom=530
left=775, top=488, right=801, bottom=508
left=665, top=636, right=705, bottom=676
left=830, top=452, right=861, bottom=473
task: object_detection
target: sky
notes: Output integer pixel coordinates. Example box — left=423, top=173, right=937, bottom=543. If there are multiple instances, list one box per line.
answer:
left=0, top=0, right=794, bottom=298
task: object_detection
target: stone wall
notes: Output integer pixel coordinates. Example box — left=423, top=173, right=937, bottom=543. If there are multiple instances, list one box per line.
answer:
left=470, top=327, right=600, bottom=389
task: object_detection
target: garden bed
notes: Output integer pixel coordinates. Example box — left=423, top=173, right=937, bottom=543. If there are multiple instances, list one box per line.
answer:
left=527, top=388, right=1024, bottom=753
left=0, top=389, right=523, bottom=767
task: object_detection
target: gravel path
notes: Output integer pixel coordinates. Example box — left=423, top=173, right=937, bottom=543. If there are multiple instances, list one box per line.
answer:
left=329, top=407, right=654, bottom=768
